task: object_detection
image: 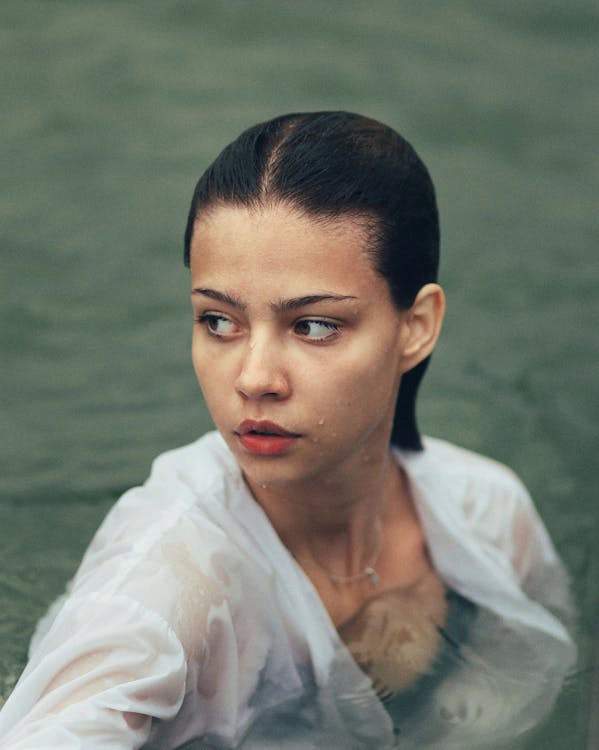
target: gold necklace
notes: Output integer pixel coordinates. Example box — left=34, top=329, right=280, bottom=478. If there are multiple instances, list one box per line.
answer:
left=293, top=527, right=382, bottom=588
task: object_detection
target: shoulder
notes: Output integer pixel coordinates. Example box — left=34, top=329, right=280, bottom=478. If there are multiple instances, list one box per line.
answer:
left=404, top=437, right=549, bottom=563
left=52, top=433, right=248, bottom=654
left=73, top=432, right=243, bottom=595
left=420, top=436, right=533, bottom=515
left=419, top=438, right=573, bottom=629
left=147, top=430, right=239, bottom=493
left=92, top=431, right=237, bottom=541
left=423, top=436, right=525, bottom=487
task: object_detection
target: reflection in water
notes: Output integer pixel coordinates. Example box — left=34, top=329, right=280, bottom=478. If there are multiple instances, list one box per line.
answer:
left=242, top=602, right=574, bottom=750
left=380, top=605, right=572, bottom=748
left=2, top=567, right=577, bottom=750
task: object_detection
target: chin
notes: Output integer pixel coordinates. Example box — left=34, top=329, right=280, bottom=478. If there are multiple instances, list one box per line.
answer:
left=241, top=463, right=302, bottom=488
left=239, top=456, right=321, bottom=491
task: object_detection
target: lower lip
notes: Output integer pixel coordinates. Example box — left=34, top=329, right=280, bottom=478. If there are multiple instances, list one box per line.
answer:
left=238, top=433, right=297, bottom=456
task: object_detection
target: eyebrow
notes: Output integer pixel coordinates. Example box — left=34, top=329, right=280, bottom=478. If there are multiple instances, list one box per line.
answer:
left=192, top=288, right=246, bottom=310
left=273, top=294, right=357, bottom=312
left=191, top=288, right=357, bottom=313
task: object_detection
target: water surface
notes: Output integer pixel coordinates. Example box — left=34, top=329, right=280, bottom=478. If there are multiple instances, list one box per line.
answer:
left=1, top=2, right=598, bottom=747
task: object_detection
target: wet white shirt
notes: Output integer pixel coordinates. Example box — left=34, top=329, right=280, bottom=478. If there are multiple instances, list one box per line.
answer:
left=0, top=432, right=576, bottom=749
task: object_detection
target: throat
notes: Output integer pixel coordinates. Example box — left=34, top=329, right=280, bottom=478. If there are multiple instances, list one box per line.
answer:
left=291, top=525, right=383, bottom=590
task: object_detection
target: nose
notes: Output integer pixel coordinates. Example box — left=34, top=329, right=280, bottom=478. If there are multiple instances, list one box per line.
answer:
left=235, top=336, right=291, bottom=401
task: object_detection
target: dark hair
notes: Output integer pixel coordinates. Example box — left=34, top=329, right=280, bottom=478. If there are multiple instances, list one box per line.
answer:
left=183, top=112, right=440, bottom=451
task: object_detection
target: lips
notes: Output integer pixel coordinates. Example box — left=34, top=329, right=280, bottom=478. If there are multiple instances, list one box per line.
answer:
left=235, top=420, right=299, bottom=456
left=236, top=420, right=296, bottom=437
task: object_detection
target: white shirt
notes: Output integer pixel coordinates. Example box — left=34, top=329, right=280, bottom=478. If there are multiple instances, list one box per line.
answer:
left=0, top=432, right=576, bottom=749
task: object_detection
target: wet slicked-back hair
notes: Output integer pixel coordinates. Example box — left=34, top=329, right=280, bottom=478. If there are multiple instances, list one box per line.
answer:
left=184, top=111, right=440, bottom=451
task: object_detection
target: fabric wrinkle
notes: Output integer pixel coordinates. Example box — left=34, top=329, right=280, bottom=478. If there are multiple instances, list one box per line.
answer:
left=0, top=431, right=576, bottom=750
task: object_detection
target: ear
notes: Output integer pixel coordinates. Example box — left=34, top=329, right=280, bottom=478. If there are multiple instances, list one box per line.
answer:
left=398, top=283, right=445, bottom=374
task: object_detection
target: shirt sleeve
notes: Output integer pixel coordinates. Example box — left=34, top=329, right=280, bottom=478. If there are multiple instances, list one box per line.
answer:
left=0, top=593, right=187, bottom=750
left=417, top=445, right=577, bottom=743
left=0, top=474, right=214, bottom=750
left=460, top=454, right=575, bottom=628
left=507, top=478, right=575, bottom=627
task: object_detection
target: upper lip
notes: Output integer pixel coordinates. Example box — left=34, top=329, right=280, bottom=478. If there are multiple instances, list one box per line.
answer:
left=236, top=419, right=298, bottom=437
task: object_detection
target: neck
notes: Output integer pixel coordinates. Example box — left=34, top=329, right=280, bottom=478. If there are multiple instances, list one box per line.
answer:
left=245, top=446, right=400, bottom=576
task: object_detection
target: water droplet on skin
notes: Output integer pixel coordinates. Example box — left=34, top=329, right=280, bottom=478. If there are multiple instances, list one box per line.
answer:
left=311, top=436, right=320, bottom=444
left=318, top=418, right=325, bottom=425
left=260, top=483, right=267, bottom=489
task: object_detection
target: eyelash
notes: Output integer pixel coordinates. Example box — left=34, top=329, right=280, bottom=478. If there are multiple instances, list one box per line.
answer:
left=293, top=319, right=340, bottom=342
left=195, top=313, right=235, bottom=337
left=194, top=314, right=341, bottom=343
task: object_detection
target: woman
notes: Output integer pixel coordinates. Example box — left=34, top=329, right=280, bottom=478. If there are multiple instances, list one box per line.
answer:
left=0, top=112, right=575, bottom=749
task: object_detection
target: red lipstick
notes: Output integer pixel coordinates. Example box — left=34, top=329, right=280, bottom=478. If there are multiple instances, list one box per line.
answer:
left=236, top=420, right=299, bottom=456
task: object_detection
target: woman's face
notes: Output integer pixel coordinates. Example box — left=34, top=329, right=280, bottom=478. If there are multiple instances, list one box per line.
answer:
left=189, top=203, right=414, bottom=489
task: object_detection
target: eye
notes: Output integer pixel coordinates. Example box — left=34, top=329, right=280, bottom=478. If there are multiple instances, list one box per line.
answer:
left=294, top=319, right=340, bottom=342
left=196, top=313, right=239, bottom=338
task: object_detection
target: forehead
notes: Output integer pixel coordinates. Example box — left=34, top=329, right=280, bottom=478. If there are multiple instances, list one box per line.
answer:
left=189, top=203, right=385, bottom=299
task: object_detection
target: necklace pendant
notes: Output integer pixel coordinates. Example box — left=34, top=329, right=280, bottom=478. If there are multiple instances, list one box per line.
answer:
left=365, top=566, right=379, bottom=588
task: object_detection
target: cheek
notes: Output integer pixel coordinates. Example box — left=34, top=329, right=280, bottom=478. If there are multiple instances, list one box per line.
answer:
left=191, top=348, right=207, bottom=390
left=194, top=371, right=231, bottom=429
left=191, top=343, right=226, bottom=402
left=306, top=351, right=399, bottom=424
left=192, top=333, right=230, bottom=376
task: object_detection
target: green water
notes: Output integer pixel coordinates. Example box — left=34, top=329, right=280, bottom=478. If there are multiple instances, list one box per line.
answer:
left=1, top=2, right=598, bottom=747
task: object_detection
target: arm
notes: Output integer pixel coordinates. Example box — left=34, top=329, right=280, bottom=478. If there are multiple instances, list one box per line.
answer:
left=0, top=593, right=186, bottom=750
left=469, top=459, right=575, bottom=629
left=0, top=477, right=210, bottom=749
left=508, top=480, right=575, bottom=629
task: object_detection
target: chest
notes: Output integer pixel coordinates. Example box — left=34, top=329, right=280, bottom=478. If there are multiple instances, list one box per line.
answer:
left=337, top=571, right=448, bottom=697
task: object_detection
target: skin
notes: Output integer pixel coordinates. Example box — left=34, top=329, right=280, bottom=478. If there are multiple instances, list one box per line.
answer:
left=189, top=202, right=445, bottom=625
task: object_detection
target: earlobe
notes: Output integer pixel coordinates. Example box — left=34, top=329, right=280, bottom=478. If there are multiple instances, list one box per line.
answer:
left=399, top=283, right=445, bottom=373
